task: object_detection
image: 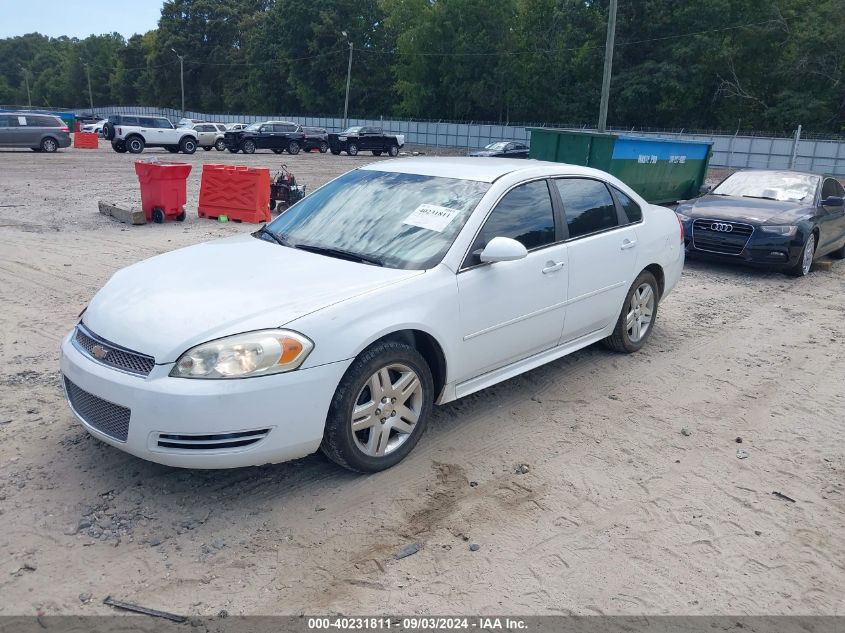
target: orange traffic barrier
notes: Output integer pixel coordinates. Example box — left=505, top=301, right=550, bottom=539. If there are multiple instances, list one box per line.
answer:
left=197, top=164, right=271, bottom=223
left=73, top=132, right=99, bottom=149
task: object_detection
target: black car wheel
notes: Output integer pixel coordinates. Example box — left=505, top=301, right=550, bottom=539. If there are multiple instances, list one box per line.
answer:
left=112, top=140, right=127, bottom=153
left=788, top=233, right=816, bottom=277
left=287, top=141, right=300, bottom=155
left=126, top=136, right=145, bottom=154
left=320, top=340, right=433, bottom=473
left=40, top=137, right=59, bottom=153
left=604, top=271, right=659, bottom=353
left=242, top=140, right=256, bottom=154
left=179, top=137, right=197, bottom=154
left=319, top=142, right=328, bottom=153
left=347, top=143, right=358, bottom=156
left=388, top=144, right=399, bottom=157
left=215, top=138, right=226, bottom=151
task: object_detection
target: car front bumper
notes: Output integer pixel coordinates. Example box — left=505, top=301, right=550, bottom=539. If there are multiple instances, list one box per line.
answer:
left=60, top=331, right=351, bottom=469
left=680, top=218, right=805, bottom=269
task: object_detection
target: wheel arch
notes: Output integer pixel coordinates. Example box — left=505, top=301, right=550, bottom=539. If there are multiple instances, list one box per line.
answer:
left=642, top=263, right=665, bottom=299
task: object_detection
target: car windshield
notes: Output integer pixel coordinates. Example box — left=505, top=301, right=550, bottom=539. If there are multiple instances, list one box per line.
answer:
left=341, top=127, right=361, bottom=135
left=485, top=142, right=508, bottom=150
left=712, top=171, right=819, bottom=202
left=245, top=122, right=262, bottom=131
left=262, top=169, right=490, bottom=270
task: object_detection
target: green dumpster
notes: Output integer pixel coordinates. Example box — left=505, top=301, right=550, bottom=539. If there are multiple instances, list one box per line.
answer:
left=528, top=128, right=712, bottom=204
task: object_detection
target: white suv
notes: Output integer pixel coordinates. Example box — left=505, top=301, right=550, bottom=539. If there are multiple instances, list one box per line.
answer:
left=102, top=115, right=198, bottom=154
left=193, top=122, right=227, bottom=151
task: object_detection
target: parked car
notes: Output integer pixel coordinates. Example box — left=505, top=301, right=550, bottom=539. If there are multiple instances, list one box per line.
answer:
left=177, top=117, right=205, bottom=128
left=193, top=122, right=227, bottom=151
left=468, top=141, right=530, bottom=159
left=328, top=126, right=404, bottom=156
left=223, top=120, right=305, bottom=154
left=302, top=127, right=329, bottom=153
left=60, top=158, right=683, bottom=472
left=102, top=115, right=198, bottom=154
left=81, top=118, right=107, bottom=135
left=0, top=112, right=71, bottom=152
left=226, top=123, right=248, bottom=131
left=675, top=169, right=845, bottom=276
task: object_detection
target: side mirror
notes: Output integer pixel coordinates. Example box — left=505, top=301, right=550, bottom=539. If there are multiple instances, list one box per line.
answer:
left=479, top=236, right=528, bottom=263
left=699, top=184, right=712, bottom=195
left=821, top=196, right=844, bottom=207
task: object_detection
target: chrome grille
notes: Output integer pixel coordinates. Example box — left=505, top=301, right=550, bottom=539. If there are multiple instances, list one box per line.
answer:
left=74, top=325, right=155, bottom=377
left=64, top=377, right=130, bottom=442
left=692, top=219, right=754, bottom=255
left=156, top=429, right=270, bottom=451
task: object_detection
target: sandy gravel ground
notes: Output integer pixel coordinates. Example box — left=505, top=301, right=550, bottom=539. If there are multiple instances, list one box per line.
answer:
left=0, top=142, right=843, bottom=618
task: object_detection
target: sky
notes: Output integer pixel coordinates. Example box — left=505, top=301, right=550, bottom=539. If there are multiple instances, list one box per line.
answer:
left=0, top=0, right=165, bottom=39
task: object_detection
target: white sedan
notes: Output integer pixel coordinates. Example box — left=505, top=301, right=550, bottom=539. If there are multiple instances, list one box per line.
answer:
left=60, top=158, right=683, bottom=472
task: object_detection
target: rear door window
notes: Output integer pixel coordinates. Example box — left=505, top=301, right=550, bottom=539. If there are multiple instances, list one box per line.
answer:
left=555, top=178, right=619, bottom=238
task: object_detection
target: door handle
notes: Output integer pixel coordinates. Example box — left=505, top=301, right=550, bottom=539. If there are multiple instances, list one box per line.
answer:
left=621, top=239, right=638, bottom=250
left=542, top=261, right=565, bottom=274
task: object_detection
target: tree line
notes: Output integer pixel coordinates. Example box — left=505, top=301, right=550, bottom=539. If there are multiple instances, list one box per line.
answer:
left=0, top=0, right=843, bottom=134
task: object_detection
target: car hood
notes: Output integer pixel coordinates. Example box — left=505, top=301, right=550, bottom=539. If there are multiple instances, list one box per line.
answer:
left=680, top=194, right=814, bottom=225
left=83, top=234, right=422, bottom=363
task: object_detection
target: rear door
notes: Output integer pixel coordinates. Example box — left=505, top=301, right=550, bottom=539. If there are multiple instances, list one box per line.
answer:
left=555, top=178, right=639, bottom=343
left=6, top=114, right=30, bottom=146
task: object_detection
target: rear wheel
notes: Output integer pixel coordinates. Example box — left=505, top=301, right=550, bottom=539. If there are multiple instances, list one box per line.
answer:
left=604, top=271, right=659, bottom=353
left=347, top=143, right=358, bottom=156
left=111, top=140, right=127, bottom=153
left=242, top=140, right=256, bottom=154
left=320, top=340, right=433, bottom=472
left=179, top=137, right=197, bottom=154
left=214, top=138, right=226, bottom=151
left=287, top=141, right=300, bottom=155
left=165, top=145, right=179, bottom=153
left=126, top=136, right=145, bottom=154
left=40, top=137, right=59, bottom=153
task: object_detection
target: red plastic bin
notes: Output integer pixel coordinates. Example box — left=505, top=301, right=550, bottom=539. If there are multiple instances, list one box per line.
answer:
left=134, top=161, right=193, bottom=223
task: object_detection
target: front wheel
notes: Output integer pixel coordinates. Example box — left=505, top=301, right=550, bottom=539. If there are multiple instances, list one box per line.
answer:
left=603, top=271, right=659, bottom=353
left=242, top=140, right=256, bottom=154
left=179, top=137, right=197, bottom=154
left=320, top=340, right=433, bottom=472
left=788, top=233, right=816, bottom=276
left=347, top=143, right=358, bottom=156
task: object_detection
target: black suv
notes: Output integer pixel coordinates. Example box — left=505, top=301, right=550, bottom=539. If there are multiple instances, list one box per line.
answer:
left=223, top=121, right=305, bottom=155
left=302, top=127, right=329, bottom=153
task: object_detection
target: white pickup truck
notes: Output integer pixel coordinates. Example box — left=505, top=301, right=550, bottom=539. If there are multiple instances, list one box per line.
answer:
left=102, top=115, right=198, bottom=154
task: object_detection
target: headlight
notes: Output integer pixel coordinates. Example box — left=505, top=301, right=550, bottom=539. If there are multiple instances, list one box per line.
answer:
left=675, top=209, right=692, bottom=221
left=171, top=329, right=313, bottom=379
left=760, top=225, right=798, bottom=236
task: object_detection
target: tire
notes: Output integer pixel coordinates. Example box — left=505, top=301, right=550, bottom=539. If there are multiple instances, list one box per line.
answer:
left=388, top=144, right=399, bottom=157
left=787, top=233, right=816, bottom=276
left=202, top=146, right=212, bottom=151
left=331, top=149, right=340, bottom=155
left=347, top=143, right=358, bottom=156
left=165, top=145, right=178, bottom=153
left=179, top=137, right=197, bottom=154
left=287, top=141, right=300, bottom=155
left=215, top=138, right=226, bottom=151
left=320, top=340, right=434, bottom=473
left=111, top=140, right=127, bottom=153
left=126, top=136, right=145, bottom=154
left=319, top=142, right=328, bottom=153
left=372, top=150, right=382, bottom=156
left=152, top=208, right=165, bottom=224
left=242, top=140, right=256, bottom=154
left=40, top=137, right=59, bottom=153
left=272, top=149, right=283, bottom=154
left=102, top=122, right=115, bottom=141
left=603, top=271, right=659, bottom=353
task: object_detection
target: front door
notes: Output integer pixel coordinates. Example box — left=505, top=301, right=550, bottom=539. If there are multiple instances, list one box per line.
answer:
left=554, top=178, right=639, bottom=343
left=456, top=179, right=569, bottom=381
left=818, top=178, right=845, bottom=253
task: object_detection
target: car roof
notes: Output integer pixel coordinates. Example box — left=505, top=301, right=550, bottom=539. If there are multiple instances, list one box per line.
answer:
left=360, top=157, right=611, bottom=183
left=733, top=168, right=828, bottom=179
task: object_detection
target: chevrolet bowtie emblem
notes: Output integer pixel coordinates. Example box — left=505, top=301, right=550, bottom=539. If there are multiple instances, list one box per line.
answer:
left=91, top=344, right=109, bottom=360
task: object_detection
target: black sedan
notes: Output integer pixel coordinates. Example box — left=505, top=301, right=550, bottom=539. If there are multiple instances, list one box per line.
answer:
left=468, top=141, right=529, bottom=158
left=676, top=170, right=845, bottom=276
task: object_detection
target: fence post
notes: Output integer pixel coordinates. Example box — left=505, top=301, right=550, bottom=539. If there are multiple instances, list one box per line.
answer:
left=789, top=124, right=802, bottom=169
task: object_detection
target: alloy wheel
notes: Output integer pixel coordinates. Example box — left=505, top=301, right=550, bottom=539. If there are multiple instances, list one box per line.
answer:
left=801, top=237, right=815, bottom=275
left=351, top=363, right=423, bottom=457
left=626, top=282, right=655, bottom=343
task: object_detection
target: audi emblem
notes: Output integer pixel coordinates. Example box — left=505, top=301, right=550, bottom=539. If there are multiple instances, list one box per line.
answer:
left=710, top=222, right=733, bottom=232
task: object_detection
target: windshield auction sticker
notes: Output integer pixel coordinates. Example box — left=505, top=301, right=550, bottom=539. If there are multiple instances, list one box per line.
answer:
left=403, top=204, right=459, bottom=232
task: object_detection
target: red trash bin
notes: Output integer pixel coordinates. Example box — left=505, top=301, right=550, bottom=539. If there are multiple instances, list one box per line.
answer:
left=134, top=161, right=193, bottom=223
